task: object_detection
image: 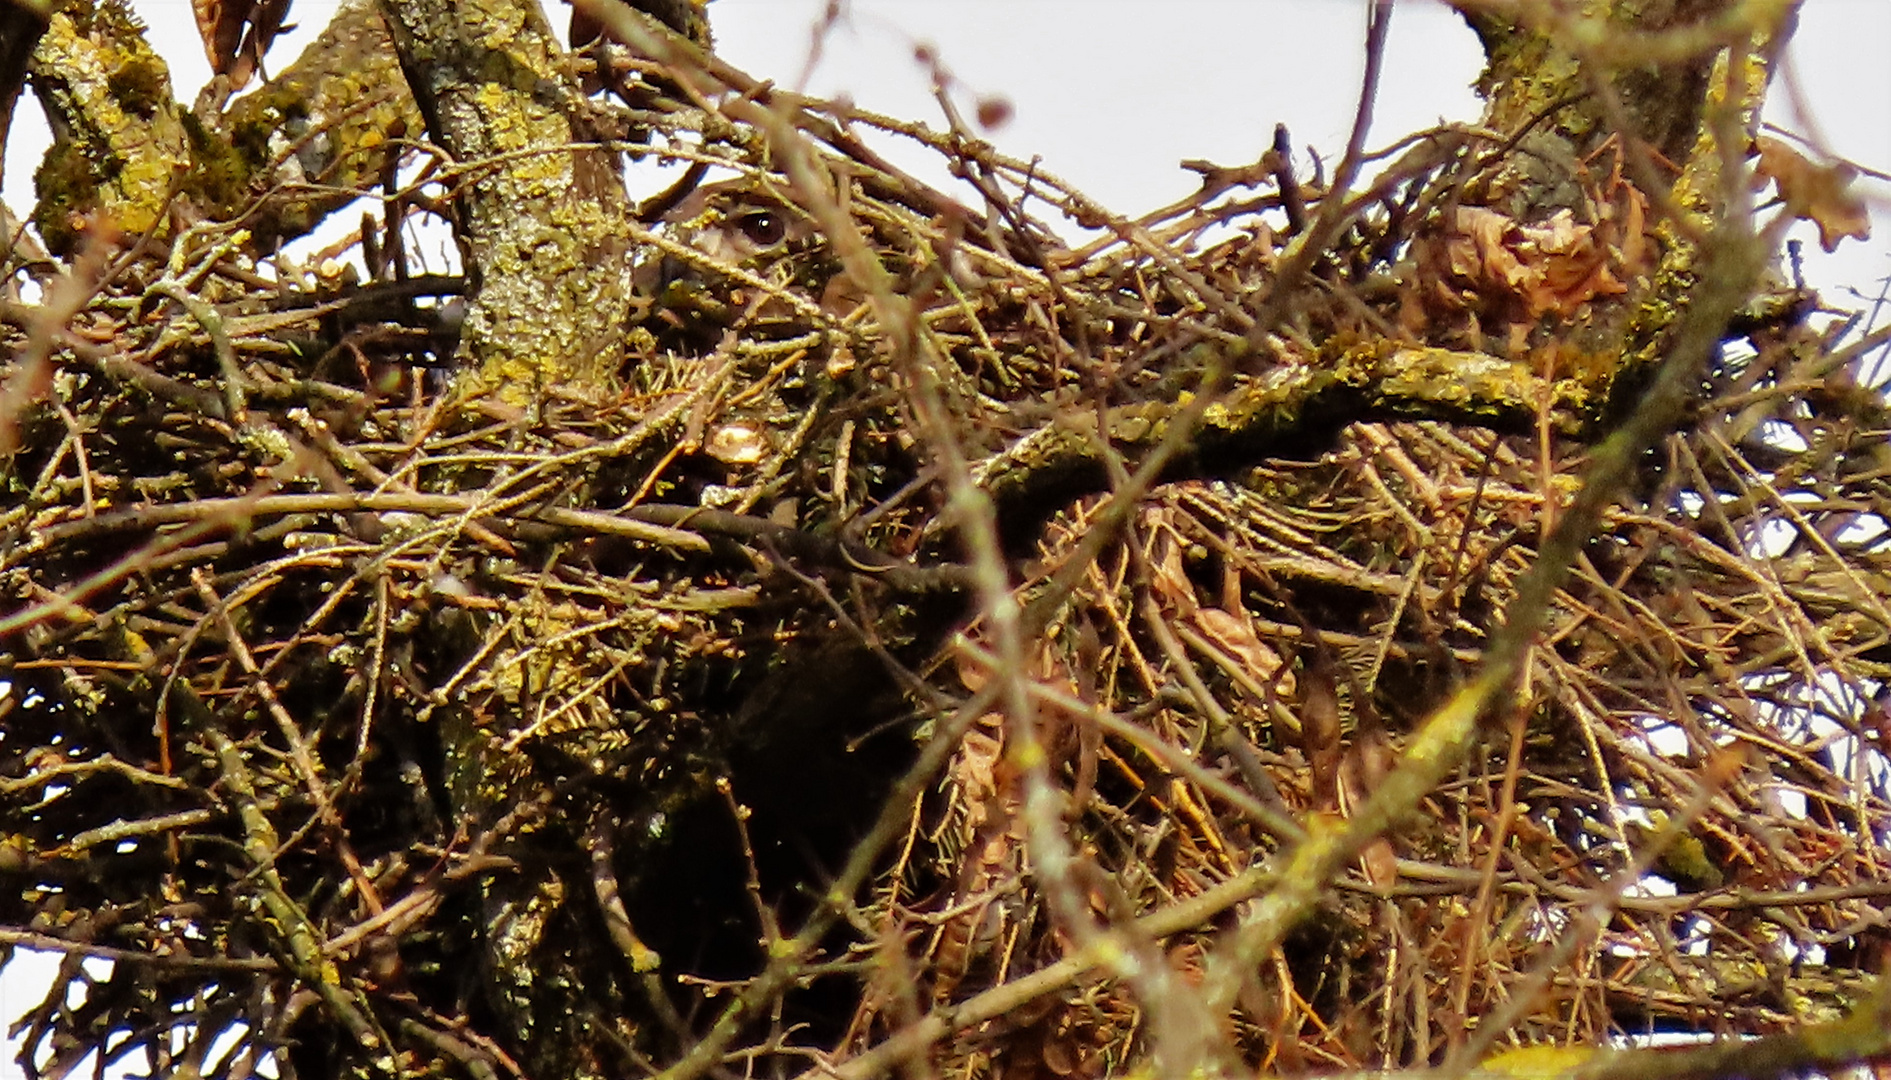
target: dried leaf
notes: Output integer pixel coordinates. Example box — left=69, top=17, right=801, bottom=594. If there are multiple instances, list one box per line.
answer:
left=1470, top=206, right=1624, bottom=319
left=194, top=0, right=291, bottom=91
left=1145, top=508, right=1198, bottom=614
left=1416, top=204, right=1631, bottom=330
left=1755, top=136, right=1872, bottom=252
left=1192, top=606, right=1284, bottom=685
left=1521, top=209, right=1627, bottom=315
left=954, top=634, right=989, bottom=692
left=975, top=95, right=1014, bottom=131
left=1300, top=658, right=1342, bottom=811
left=1359, top=837, right=1399, bottom=891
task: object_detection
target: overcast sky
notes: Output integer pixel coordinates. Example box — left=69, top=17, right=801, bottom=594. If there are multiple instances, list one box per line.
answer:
left=2, top=1, right=1885, bottom=293
left=712, top=0, right=1888, bottom=297
left=3, top=1, right=1888, bottom=1075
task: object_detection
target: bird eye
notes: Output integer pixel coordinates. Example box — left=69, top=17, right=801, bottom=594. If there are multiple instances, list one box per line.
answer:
left=735, top=210, right=788, bottom=248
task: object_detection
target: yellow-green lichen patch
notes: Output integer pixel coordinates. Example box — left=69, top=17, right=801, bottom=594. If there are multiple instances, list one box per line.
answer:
left=30, top=3, right=190, bottom=253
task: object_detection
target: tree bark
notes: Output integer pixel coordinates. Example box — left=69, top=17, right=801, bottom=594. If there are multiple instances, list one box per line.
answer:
left=377, top=0, right=640, bottom=399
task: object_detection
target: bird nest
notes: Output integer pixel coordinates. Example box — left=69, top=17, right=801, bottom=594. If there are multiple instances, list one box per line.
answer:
left=3, top=75, right=1890, bottom=1080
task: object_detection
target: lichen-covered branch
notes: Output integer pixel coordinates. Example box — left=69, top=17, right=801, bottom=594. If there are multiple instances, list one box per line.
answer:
left=27, top=0, right=189, bottom=252
left=376, top=0, right=640, bottom=399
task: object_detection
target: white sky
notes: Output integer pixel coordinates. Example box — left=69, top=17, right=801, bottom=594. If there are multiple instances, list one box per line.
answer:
left=2, top=1, right=1888, bottom=1076
left=2, top=1, right=1885, bottom=292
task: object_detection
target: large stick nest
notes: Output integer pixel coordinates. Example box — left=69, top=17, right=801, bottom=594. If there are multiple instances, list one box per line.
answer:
left=3, top=26, right=1891, bottom=1080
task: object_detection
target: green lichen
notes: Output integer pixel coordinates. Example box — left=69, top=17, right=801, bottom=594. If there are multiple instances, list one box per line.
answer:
left=102, top=52, right=166, bottom=116
left=178, top=111, right=260, bottom=213
left=1467, top=11, right=1593, bottom=143
left=62, top=0, right=145, bottom=38
left=29, top=0, right=189, bottom=253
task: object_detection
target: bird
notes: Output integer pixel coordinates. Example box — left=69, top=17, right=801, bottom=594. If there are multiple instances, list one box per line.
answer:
left=633, top=175, right=849, bottom=347
left=660, top=178, right=813, bottom=269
